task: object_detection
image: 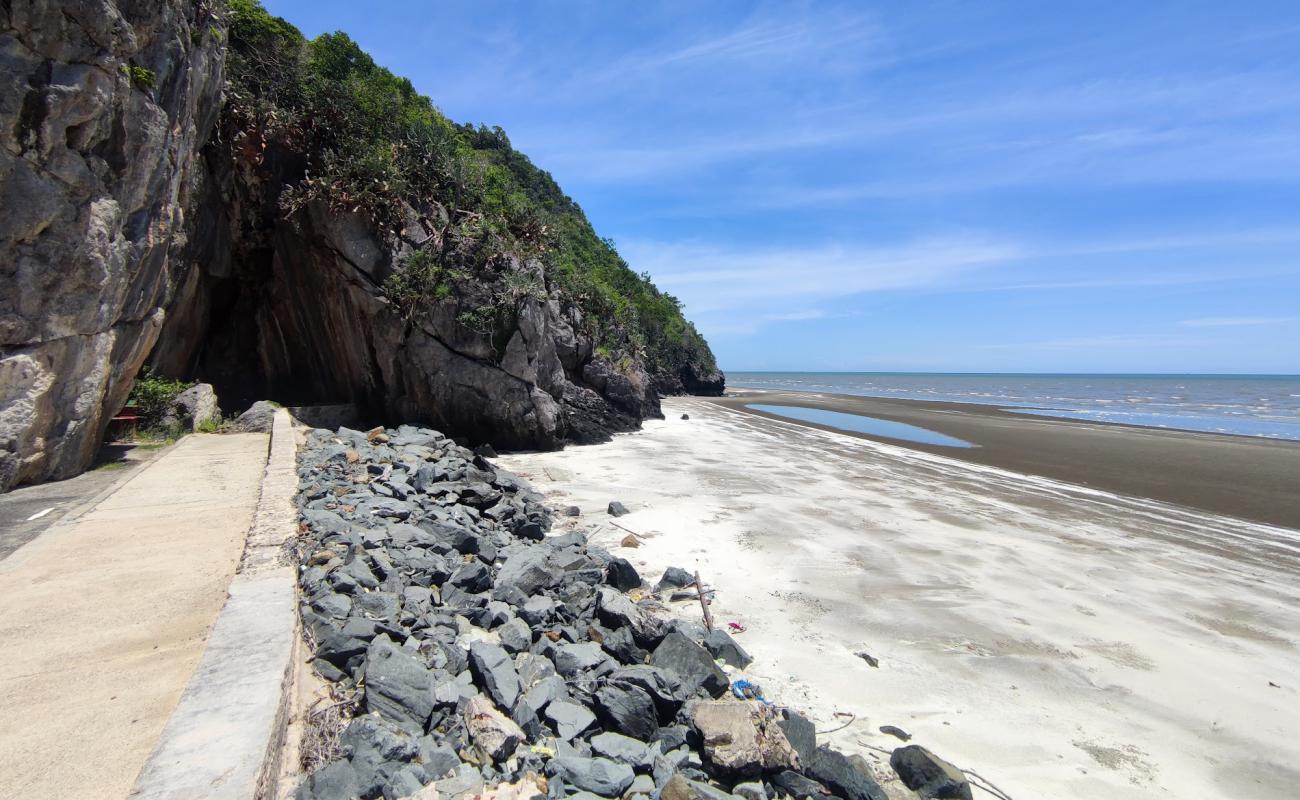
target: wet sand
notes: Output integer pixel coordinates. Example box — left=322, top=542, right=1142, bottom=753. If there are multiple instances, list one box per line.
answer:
left=714, top=388, right=1300, bottom=530
left=499, top=398, right=1300, bottom=800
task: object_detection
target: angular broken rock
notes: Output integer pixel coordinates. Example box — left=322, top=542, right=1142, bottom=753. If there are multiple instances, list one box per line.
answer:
left=607, top=501, right=630, bottom=517
left=589, top=731, right=655, bottom=770
left=469, top=773, right=547, bottom=800
left=657, top=566, right=694, bottom=591
left=547, top=756, right=635, bottom=796
left=650, top=632, right=729, bottom=698
left=771, top=770, right=829, bottom=799
left=889, top=745, right=973, bottom=800
left=806, top=746, right=889, bottom=800
left=702, top=629, right=752, bottom=669
left=594, top=682, right=658, bottom=741
left=363, top=636, right=434, bottom=731
left=413, top=763, right=486, bottom=800
left=691, top=699, right=800, bottom=777
left=495, top=546, right=556, bottom=595
left=777, top=709, right=816, bottom=765
left=660, top=773, right=733, bottom=800
left=545, top=699, right=598, bottom=740
left=464, top=694, right=526, bottom=762
left=554, top=641, right=606, bottom=676
left=606, top=557, right=642, bottom=591
left=469, top=641, right=521, bottom=711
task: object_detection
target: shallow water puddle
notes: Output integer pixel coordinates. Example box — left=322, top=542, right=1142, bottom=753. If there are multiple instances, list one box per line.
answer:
left=745, top=404, right=978, bottom=448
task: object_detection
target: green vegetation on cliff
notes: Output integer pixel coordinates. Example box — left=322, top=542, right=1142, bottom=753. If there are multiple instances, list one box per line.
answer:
left=223, top=0, right=718, bottom=387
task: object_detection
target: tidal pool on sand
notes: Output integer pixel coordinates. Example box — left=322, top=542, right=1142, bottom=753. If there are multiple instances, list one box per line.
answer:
left=745, top=404, right=977, bottom=448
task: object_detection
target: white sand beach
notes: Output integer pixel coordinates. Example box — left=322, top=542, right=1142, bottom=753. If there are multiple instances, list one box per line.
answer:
left=499, top=397, right=1300, bottom=800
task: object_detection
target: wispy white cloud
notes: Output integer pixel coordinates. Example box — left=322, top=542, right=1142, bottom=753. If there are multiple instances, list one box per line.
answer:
left=620, top=235, right=1023, bottom=317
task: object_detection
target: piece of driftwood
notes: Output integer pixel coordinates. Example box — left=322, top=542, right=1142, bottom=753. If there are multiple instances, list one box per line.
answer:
left=695, top=570, right=714, bottom=632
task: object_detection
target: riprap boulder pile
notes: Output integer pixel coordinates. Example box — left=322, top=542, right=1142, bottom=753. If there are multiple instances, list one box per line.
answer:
left=294, top=424, right=971, bottom=800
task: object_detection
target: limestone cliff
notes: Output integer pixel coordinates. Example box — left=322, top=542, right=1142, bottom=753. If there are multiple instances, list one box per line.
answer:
left=0, top=0, right=226, bottom=490
left=0, top=0, right=723, bottom=492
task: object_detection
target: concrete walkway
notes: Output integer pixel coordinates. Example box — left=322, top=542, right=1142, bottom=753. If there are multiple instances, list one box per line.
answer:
left=0, top=432, right=269, bottom=800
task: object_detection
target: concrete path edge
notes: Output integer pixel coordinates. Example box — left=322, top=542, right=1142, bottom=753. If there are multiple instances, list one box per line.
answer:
left=130, top=409, right=300, bottom=800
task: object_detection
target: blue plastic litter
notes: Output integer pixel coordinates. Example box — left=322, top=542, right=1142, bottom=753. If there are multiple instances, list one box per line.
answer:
left=731, top=679, right=770, bottom=704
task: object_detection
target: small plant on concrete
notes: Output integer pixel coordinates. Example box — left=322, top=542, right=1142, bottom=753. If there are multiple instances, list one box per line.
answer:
left=195, top=418, right=225, bottom=434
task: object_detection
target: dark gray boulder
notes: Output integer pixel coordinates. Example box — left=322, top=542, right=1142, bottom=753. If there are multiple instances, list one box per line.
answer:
left=590, top=731, right=655, bottom=771
left=594, top=683, right=658, bottom=741
left=608, top=501, right=630, bottom=517
left=806, top=747, right=888, bottom=800
left=295, top=760, right=361, bottom=800
left=547, top=756, right=635, bottom=796
left=363, top=638, right=435, bottom=732
left=545, top=700, right=598, bottom=741
left=449, top=561, right=492, bottom=593
left=656, top=566, right=694, bottom=591
left=230, top=400, right=278, bottom=433
left=702, top=629, right=752, bottom=669
left=468, top=642, right=521, bottom=711
left=609, top=665, right=685, bottom=720
left=554, top=642, right=607, bottom=676
left=495, top=546, right=556, bottom=595
left=771, top=770, right=829, bottom=800
left=607, top=558, right=642, bottom=591
left=889, top=745, right=973, bottom=799
left=777, top=710, right=816, bottom=766
left=650, top=632, right=729, bottom=698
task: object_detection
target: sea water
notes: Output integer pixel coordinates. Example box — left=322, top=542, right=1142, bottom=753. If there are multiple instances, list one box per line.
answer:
left=745, top=404, right=977, bottom=448
left=727, top=372, right=1300, bottom=441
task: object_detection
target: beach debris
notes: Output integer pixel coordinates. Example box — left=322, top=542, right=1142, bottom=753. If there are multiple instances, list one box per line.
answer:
left=681, top=413, right=690, bottom=420
left=890, top=745, right=974, bottom=800
left=620, top=533, right=641, bottom=548
left=731, top=679, right=770, bottom=704
left=1268, top=680, right=1281, bottom=688
left=816, top=711, right=858, bottom=736
left=855, top=650, right=880, bottom=668
left=879, top=725, right=912, bottom=741
left=607, top=500, right=630, bottom=516
left=727, top=621, right=747, bottom=633
left=563, top=505, right=580, bottom=516
left=695, top=569, right=715, bottom=632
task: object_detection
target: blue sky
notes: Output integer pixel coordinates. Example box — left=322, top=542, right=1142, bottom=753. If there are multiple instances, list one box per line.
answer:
left=264, top=1, right=1300, bottom=373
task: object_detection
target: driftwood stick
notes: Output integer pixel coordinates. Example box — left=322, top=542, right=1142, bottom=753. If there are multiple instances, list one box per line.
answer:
left=609, top=521, right=641, bottom=538
left=694, top=570, right=714, bottom=632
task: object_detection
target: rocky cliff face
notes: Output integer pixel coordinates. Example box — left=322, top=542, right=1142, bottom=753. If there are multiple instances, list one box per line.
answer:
left=0, top=0, right=225, bottom=490
left=147, top=119, right=665, bottom=450
left=0, top=0, right=723, bottom=492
